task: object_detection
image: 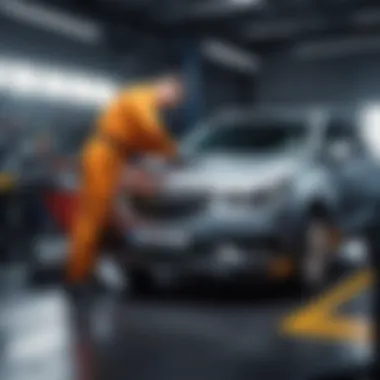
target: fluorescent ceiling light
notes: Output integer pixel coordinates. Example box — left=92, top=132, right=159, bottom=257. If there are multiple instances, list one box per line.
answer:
left=192, top=0, right=263, bottom=17
left=0, top=58, right=118, bottom=106
left=43, top=72, right=70, bottom=98
left=201, top=39, right=260, bottom=73
left=9, top=64, right=39, bottom=94
left=0, top=0, right=103, bottom=44
left=231, top=0, right=259, bottom=4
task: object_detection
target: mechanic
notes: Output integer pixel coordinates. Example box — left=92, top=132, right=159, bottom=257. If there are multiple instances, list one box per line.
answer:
left=66, top=76, right=184, bottom=290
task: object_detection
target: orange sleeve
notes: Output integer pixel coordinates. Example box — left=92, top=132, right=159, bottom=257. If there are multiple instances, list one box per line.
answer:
left=130, top=89, right=177, bottom=158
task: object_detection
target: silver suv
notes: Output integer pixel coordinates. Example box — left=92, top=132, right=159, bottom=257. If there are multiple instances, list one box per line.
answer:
left=104, top=109, right=380, bottom=293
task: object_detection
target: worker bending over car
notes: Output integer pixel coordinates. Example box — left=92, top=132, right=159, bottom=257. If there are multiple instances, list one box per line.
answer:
left=66, top=76, right=185, bottom=288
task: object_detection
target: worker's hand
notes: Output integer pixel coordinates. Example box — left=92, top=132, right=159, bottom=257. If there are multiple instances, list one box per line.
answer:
left=120, top=167, right=157, bottom=197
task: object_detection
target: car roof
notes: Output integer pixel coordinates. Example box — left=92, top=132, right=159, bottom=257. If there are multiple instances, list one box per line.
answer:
left=207, top=106, right=359, bottom=129
left=207, top=107, right=321, bottom=128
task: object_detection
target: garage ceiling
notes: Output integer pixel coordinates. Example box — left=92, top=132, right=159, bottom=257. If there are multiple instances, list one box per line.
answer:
left=3, top=0, right=380, bottom=56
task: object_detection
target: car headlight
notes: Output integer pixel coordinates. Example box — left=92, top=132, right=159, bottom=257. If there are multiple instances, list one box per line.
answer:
left=226, top=180, right=290, bottom=207
left=124, top=167, right=163, bottom=197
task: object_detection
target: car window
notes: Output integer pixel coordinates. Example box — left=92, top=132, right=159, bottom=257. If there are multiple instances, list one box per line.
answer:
left=183, top=120, right=309, bottom=155
left=325, top=122, right=357, bottom=143
left=55, top=127, right=90, bottom=156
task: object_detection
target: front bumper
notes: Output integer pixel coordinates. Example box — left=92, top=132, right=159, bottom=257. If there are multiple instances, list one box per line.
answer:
left=126, top=210, right=293, bottom=280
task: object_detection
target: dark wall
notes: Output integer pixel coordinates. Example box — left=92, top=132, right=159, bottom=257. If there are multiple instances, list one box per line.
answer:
left=204, top=61, right=255, bottom=114
left=257, top=52, right=380, bottom=106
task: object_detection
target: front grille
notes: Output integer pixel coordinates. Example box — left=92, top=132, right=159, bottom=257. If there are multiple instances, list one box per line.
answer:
left=224, top=190, right=272, bottom=208
left=192, top=235, right=280, bottom=253
left=230, top=236, right=280, bottom=251
left=129, top=194, right=208, bottom=221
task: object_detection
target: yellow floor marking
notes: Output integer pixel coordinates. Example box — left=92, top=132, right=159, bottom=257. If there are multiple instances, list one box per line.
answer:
left=282, top=269, right=372, bottom=344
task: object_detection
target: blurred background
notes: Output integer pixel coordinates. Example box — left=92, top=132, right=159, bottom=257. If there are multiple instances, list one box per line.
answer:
left=1, top=1, right=380, bottom=380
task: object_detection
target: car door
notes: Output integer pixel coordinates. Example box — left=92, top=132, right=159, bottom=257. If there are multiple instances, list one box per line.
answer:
left=321, top=120, right=372, bottom=232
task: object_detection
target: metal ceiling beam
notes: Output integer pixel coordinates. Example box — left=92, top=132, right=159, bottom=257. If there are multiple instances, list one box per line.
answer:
left=189, top=0, right=264, bottom=18
left=242, top=16, right=336, bottom=40
left=95, top=0, right=153, bottom=11
left=240, top=5, right=380, bottom=43
left=294, top=34, right=380, bottom=59
left=0, top=0, right=104, bottom=44
left=153, top=0, right=265, bottom=23
left=155, top=0, right=369, bottom=25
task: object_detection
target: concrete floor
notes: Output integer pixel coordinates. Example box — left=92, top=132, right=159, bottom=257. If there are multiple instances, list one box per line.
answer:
left=0, top=265, right=371, bottom=380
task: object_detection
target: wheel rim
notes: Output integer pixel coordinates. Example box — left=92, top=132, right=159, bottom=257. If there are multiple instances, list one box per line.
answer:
left=302, top=221, right=330, bottom=287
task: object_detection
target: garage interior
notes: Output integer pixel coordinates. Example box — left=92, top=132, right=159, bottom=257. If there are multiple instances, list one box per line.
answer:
left=0, top=0, right=378, bottom=380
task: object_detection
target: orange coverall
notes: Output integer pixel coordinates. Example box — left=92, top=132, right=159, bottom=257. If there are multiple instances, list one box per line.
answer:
left=67, top=85, right=177, bottom=283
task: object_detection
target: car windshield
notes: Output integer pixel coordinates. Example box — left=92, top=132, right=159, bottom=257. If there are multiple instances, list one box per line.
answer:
left=182, top=119, right=310, bottom=155
left=55, top=126, right=90, bottom=155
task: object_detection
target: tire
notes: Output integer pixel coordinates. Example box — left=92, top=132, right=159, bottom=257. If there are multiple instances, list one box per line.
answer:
left=127, top=268, right=156, bottom=298
left=295, top=218, right=334, bottom=293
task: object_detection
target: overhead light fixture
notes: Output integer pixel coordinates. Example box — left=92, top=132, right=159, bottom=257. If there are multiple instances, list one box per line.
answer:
left=9, top=64, right=38, bottom=94
left=0, top=0, right=103, bottom=44
left=0, top=58, right=118, bottom=107
left=43, top=72, right=71, bottom=98
left=201, top=39, right=261, bottom=73
left=231, top=0, right=259, bottom=4
left=95, top=83, right=118, bottom=104
left=192, top=0, right=263, bottom=17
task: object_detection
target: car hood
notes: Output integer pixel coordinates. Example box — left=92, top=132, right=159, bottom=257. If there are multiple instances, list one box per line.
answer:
left=160, top=154, right=302, bottom=193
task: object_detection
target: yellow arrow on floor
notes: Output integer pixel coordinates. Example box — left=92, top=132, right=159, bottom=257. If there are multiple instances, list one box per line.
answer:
left=281, top=269, right=372, bottom=344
